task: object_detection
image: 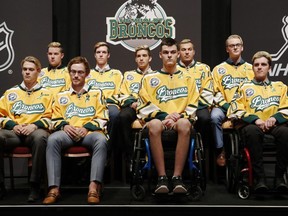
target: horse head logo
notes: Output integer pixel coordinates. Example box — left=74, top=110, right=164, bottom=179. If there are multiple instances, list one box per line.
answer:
left=0, top=22, right=15, bottom=72
left=106, top=0, right=175, bottom=51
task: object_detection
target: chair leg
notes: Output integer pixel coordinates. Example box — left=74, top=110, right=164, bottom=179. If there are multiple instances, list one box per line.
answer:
left=28, top=158, right=32, bottom=184
left=109, top=151, right=115, bottom=182
left=121, top=152, right=127, bottom=184
left=8, top=157, right=15, bottom=190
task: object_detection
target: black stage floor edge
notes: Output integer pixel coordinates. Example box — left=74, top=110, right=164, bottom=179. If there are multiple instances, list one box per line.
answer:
left=1, top=180, right=288, bottom=216
left=1, top=205, right=288, bottom=216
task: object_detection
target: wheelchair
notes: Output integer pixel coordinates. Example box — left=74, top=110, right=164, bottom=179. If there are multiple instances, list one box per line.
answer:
left=129, top=125, right=206, bottom=201
left=225, top=126, right=288, bottom=199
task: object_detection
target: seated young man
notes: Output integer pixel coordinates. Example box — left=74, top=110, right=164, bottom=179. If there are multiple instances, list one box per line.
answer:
left=137, top=38, right=199, bottom=194
left=228, top=51, right=288, bottom=193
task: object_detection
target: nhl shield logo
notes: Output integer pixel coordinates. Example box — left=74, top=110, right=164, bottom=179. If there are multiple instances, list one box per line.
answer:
left=271, top=15, right=288, bottom=61
left=0, top=22, right=15, bottom=72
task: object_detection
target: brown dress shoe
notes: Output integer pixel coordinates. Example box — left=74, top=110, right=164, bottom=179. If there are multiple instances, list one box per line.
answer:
left=43, top=188, right=60, bottom=204
left=87, top=190, right=100, bottom=204
left=216, top=151, right=226, bottom=166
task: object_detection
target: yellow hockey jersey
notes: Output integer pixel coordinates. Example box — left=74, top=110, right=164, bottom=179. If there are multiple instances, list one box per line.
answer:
left=116, top=68, right=154, bottom=107
left=228, top=79, right=288, bottom=124
left=52, top=85, right=109, bottom=133
left=38, top=65, right=71, bottom=97
left=137, top=70, right=199, bottom=122
left=212, top=59, right=254, bottom=112
left=0, top=83, right=53, bottom=130
left=177, top=60, right=213, bottom=109
left=86, top=68, right=123, bottom=106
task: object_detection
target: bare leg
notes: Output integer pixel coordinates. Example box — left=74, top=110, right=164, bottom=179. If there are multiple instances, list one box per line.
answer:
left=173, top=118, right=191, bottom=177
left=147, top=119, right=166, bottom=176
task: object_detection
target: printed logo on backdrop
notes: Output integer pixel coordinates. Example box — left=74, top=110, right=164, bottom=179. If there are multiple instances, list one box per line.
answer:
left=106, top=0, right=176, bottom=51
left=0, top=22, right=15, bottom=73
left=270, top=16, right=288, bottom=78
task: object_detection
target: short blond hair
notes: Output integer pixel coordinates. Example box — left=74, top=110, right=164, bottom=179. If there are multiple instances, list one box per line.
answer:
left=178, top=38, right=194, bottom=50
left=252, top=51, right=272, bottom=66
left=93, top=41, right=110, bottom=54
left=135, top=45, right=151, bottom=56
left=47, top=41, right=63, bottom=53
left=225, top=34, right=243, bottom=47
left=21, top=56, right=41, bottom=70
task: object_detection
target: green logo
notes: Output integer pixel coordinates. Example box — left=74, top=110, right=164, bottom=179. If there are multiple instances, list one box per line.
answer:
left=156, top=86, right=188, bottom=103
left=106, top=0, right=176, bottom=51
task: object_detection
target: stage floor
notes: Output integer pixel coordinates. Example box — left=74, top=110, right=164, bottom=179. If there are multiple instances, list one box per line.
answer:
left=1, top=179, right=288, bottom=216
left=1, top=155, right=288, bottom=216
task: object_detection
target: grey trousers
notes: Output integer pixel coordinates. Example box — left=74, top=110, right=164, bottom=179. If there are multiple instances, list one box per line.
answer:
left=46, top=130, right=108, bottom=187
left=0, top=129, right=49, bottom=184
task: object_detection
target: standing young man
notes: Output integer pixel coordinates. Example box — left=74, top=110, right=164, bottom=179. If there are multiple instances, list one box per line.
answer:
left=111, top=45, right=153, bottom=159
left=177, top=38, right=213, bottom=150
left=38, top=42, right=70, bottom=97
left=211, top=34, right=254, bottom=166
left=86, top=42, right=123, bottom=138
left=137, top=38, right=199, bottom=194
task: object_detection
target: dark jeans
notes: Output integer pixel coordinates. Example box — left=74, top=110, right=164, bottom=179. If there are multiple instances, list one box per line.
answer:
left=107, top=104, right=121, bottom=138
left=194, top=108, right=212, bottom=149
left=241, top=124, right=288, bottom=179
left=111, top=106, right=137, bottom=158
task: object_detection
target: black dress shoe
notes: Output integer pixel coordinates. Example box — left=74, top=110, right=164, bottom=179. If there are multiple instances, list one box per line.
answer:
left=275, top=178, right=288, bottom=193
left=254, top=180, right=269, bottom=193
left=27, top=184, right=40, bottom=202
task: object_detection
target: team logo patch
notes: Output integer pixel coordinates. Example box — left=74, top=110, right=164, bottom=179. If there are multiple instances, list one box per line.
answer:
left=0, top=22, right=15, bottom=72
left=127, top=74, right=134, bottom=81
left=149, top=77, right=160, bottom=87
left=59, top=96, right=69, bottom=105
left=218, top=67, right=226, bottom=75
left=106, top=0, right=176, bottom=51
left=7, top=92, right=17, bottom=101
left=245, top=88, right=254, bottom=97
left=39, top=70, right=45, bottom=77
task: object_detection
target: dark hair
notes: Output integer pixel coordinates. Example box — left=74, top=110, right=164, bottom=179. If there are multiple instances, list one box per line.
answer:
left=159, top=37, right=178, bottom=51
left=67, top=56, right=90, bottom=74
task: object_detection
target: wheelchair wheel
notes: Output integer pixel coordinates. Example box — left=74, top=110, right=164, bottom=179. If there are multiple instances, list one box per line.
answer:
left=226, top=161, right=233, bottom=192
left=226, top=154, right=237, bottom=193
left=131, top=185, right=146, bottom=201
left=237, top=184, right=250, bottom=200
left=195, top=133, right=206, bottom=192
left=187, top=185, right=202, bottom=201
left=225, top=131, right=239, bottom=193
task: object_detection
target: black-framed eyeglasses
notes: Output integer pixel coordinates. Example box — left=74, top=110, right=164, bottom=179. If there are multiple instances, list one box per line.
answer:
left=70, top=70, right=86, bottom=76
left=227, top=43, right=242, bottom=48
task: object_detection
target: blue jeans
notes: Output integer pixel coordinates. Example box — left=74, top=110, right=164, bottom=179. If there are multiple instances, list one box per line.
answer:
left=210, top=107, right=226, bottom=149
